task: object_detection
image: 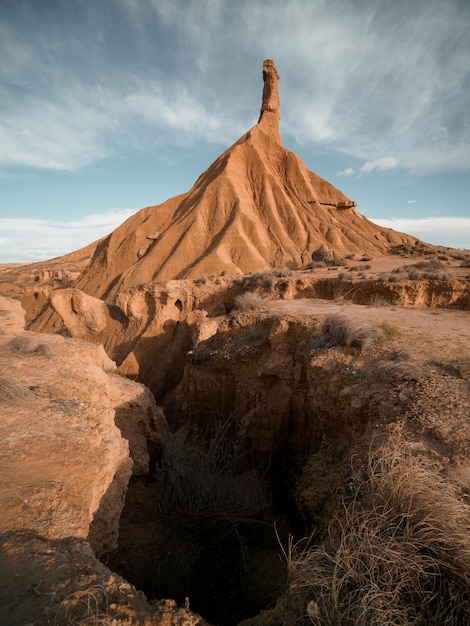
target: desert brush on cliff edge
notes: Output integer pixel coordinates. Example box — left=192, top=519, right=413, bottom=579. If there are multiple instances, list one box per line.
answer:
left=286, top=432, right=470, bottom=625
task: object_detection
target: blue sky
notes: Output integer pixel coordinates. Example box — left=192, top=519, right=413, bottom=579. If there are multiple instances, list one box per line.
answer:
left=1, top=0, right=469, bottom=263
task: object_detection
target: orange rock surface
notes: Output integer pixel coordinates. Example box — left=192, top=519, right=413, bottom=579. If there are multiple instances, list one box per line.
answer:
left=73, top=60, right=415, bottom=299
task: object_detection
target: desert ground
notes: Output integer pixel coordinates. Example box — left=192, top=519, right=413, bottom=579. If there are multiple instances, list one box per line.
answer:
left=1, top=244, right=469, bottom=625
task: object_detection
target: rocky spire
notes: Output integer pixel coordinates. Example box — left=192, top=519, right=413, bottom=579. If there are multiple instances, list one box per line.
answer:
left=258, top=59, right=281, bottom=140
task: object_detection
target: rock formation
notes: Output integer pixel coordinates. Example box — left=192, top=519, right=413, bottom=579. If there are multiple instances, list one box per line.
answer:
left=67, top=59, right=416, bottom=300
left=258, top=58, right=281, bottom=138
left=0, top=296, right=213, bottom=625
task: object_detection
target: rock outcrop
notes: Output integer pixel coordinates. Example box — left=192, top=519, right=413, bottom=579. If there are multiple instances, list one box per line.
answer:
left=0, top=296, right=211, bottom=625
left=258, top=58, right=281, bottom=138
left=0, top=296, right=166, bottom=550
left=68, top=59, right=416, bottom=300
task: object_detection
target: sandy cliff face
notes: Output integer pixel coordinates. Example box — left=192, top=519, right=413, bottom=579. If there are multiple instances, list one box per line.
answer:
left=0, top=297, right=213, bottom=625
left=24, top=268, right=470, bottom=409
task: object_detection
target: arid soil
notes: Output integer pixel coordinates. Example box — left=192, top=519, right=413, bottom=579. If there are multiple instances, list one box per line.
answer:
left=1, top=252, right=469, bottom=624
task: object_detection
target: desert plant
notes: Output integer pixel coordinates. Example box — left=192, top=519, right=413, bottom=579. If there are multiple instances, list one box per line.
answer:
left=311, top=315, right=384, bottom=352
left=234, top=291, right=265, bottom=311
left=51, top=585, right=109, bottom=625
left=377, top=360, right=422, bottom=383
left=147, top=420, right=271, bottom=622
left=312, top=246, right=334, bottom=263
left=349, top=264, right=371, bottom=272
left=285, top=436, right=470, bottom=625
left=377, top=322, right=399, bottom=338
left=158, top=421, right=268, bottom=522
left=0, top=377, right=35, bottom=401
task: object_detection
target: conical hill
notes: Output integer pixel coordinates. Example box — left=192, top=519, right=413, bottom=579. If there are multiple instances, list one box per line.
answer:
left=74, top=60, right=416, bottom=299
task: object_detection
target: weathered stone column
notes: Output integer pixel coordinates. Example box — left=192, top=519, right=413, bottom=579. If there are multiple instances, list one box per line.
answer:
left=258, top=59, right=281, bottom=140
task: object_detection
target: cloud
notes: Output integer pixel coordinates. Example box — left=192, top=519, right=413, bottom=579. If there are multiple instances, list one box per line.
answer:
left=370, top=217, right=470, bottom=250
left=1, top=0, right=469, bottom=174
left=406, top=200, right=416, bottom=204
left=360, top=157, right=399, bottom=175
left=0, top=210, right=136, bottom=263
left=337, top=167, right=355, bottom=177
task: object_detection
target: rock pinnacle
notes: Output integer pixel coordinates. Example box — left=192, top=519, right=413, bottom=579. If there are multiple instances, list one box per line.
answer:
left=258, top=59, right=281, bottom=140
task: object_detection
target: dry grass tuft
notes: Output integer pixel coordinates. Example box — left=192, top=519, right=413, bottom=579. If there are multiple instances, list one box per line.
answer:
left=311, top=315, right=384, bottom=352
left=391, top=260, right=451, bottom=281
left=285, top=436, right=470, bottom=625
left=377, top=360, right=423, bottom=383
left=51, top=585, right=109, bottom=625
left=8, top=335, right=54, bottom=358
left=234, top=291, right=265, bottom=312
left=159, top=420, right=268, bottom=522
left=0, top=377, right=35, bottom=402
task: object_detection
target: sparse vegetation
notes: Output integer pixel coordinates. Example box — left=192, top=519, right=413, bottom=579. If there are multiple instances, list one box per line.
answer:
left=310, top=315, right=385, bottom=352
left=377, top=359, right=423, bottom=383
left=147, top=420, right=271, bottom=624
left=285, top=435, right=470, bottom=625
left=432, top=357, right=470, bottom=379
left=391, top=260, right=452, bottom=281
left=51, top=585, right=109, bottom=625
left=234, top=291, right=265, bottom=311
left=0, top=377, right=35, bottom=401
left=8, top=335, right=54, bottom=357
left=349, top=264, right=371, bottom=271
left=309, top=246, right=346, bottom=268
left=378, top=322, right=399, bottom=339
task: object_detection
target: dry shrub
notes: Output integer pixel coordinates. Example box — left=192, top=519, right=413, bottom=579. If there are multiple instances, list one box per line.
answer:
left=377, top=360, right=423, bottom=383
left=51, top=585, right=109, bottom=625
left=349, top=264, right=371, bottom=272
left=392, top=260, right=451, bottom=281
left=311, top=315, right=384, bottom=352
left=8, top=335, right=54, bottom=358
left=8, top=335, right=37, bottom=352
left=312, top=246, right=334, bottom=263
left=150, top=420, right=270, bottom=623
left=0, top=377, right=35, bottom=402
left=234, top=291, right=265, bottom=311
left=310, top=246, right=346, bottom=267
left=286, top=437, right=470, bottom=625
left=159, top=420, right=268, bottom=523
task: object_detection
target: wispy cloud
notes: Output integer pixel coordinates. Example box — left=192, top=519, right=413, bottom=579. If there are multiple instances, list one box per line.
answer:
left=337, top=167, right=355, bottom=177
left=0, top=0, right=468, bottom=175
left=407, top=200, right=416, bottom=204
left=370, top=217, right=470, bottom=250
left=0, top=210, right=136, bottom=263
left=360, top=157, right=399, bottom=175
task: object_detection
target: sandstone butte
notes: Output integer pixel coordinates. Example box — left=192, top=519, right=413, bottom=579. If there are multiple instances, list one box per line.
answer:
left=72, top=58, right=416, bottom=300
left=1, top=60, right=470, bottom=626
